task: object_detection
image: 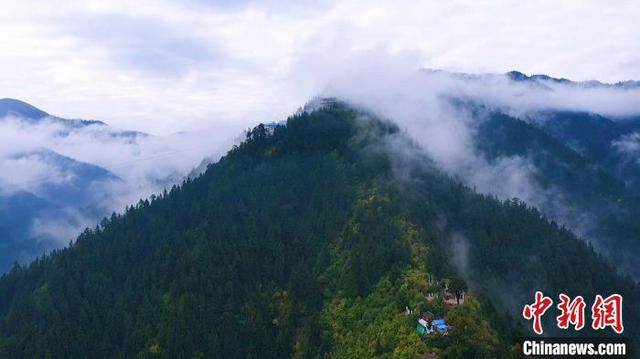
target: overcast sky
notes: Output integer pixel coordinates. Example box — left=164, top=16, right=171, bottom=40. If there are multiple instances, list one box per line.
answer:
left=1, top=0, right=639, bottom=134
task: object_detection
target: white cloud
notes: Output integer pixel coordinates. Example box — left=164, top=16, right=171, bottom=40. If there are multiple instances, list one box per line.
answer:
left=613, top=132, right=640, bottom=158
left=0, top=114, right=238, bottom=248
left=0, top=0, right=638, bottom=134
left=298, top=51, right=640, bottom=263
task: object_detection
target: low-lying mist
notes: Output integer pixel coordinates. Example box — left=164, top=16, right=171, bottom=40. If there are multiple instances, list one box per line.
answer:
left=303, top=52, right=640, bottom=275
left=0, top=114, right=242, bottom=255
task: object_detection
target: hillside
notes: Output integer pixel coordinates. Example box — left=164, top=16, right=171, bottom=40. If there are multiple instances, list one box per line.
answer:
left=0, top=102, right=637, bottom=358
left=472, top=109, right=640, bottom=276
left=0, top=150, right=120, bottom=273
left=0, top=99, right=49, bottom=120
left=531, top=111, right=640, bottom=191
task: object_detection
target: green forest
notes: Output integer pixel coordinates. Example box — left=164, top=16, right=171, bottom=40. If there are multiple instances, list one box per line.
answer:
left=0, top=102, right=637, bottom=358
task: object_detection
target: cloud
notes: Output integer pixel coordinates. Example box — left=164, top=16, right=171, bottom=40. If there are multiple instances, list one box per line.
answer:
left=295, top=51, right=640, bottom=267
left=59, top=13, right=224, bottom=77
left=1, top=0, right=639, bottom=135
left=613, top=132, right=640, bottom=157
left=0, top=114, right=241, bottom=250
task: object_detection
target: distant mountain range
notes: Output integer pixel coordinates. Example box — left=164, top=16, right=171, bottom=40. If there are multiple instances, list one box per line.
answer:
left=0, top=98, right=238, bottom=274
left=0, top=99, right=142, bottom=272
left=428, top=69, right=640, bottom=89
left=0, top=98, right=145, bottom=135
left=0, top=98, right=50, bottom=120
left=505, top=70, right=640, bottom=89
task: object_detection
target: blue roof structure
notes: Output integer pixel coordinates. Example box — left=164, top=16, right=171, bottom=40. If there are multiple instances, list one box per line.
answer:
left=432, top=318, right=448, bottom=331
left=416, top=317, right=449, bottom=336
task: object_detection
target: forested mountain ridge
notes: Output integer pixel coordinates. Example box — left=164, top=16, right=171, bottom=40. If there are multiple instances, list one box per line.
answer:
left=0, top=102, right=636, bottom=357
left=472, top=109, right=640, bottom=276
left=531, top=111, right=640, bottom=192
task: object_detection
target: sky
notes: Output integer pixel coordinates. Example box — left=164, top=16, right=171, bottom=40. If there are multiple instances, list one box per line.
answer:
left=1, top=0, right=639, bottom=134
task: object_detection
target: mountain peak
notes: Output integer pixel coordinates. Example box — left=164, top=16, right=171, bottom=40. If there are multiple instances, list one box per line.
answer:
left=0, top=98, right=115, bottom=129
left=505, top=70, right=528, bottom=81
left=0, top=98, right=49, bottom=120
left=505, top=71, right=571, bottom=84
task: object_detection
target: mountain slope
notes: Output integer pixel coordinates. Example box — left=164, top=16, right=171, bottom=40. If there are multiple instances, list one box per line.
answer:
left=10, top=149, right=120, bottom=207
left=470, top=108, right=640, bottom=277
left=0, top=97, right=147, bottom=136
left=0, top=102, right=636, bottom=357
left=0, top=98, right=106, bottom=127
left=0, top=98, right=49, bottom=120
left=0, top=192, right=63, bottom=269
left=0, top=149, right=121, bottom=273
left=0, top=99, right=147, bottom=273
left=529, top=111, right=640, bottom=191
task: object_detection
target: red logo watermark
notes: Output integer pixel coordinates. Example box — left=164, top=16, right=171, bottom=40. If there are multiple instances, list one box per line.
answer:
left=523, top=292, right=623, bottom=335
left=591, top=294, right=624, bottom=334
left=523, top=291, right=553, bottom=335
left=557, top=294, right=586, bottom=331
